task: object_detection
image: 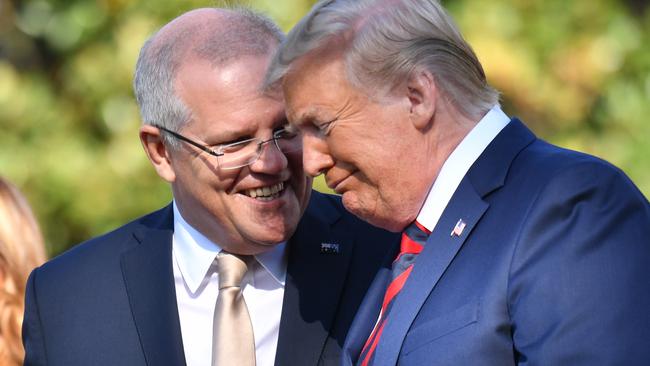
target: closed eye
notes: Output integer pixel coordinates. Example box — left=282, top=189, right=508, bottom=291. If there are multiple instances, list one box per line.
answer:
left=214, top=136, right=257, bottom=154
left=274, top=128, right=298, bottom=140
left=273, top=123, right=291, bottom=134
left=317, top=118, right=337, bottom=135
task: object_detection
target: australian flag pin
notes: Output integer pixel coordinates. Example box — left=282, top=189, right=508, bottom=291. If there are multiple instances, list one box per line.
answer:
left=320, top=242, right=340, bottom=254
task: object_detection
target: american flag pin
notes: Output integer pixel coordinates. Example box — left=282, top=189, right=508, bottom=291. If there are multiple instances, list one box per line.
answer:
left=320, top=243, right=340, bottom=254
left=450, top=219, right=466, bottom=237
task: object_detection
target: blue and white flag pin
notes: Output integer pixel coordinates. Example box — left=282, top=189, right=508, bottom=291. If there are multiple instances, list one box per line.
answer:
left=450, top=219, right=467, bottom=237
left=320, top=242, right=340, bottom=254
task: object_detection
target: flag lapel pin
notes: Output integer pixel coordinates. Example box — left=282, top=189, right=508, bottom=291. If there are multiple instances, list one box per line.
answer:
left=450, top=219, right=466, bottom=237
left=320, top=242, right=340, bottom=254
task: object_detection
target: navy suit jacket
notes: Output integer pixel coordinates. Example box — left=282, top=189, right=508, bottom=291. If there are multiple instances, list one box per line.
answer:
left=22, top=191, right=399, bottom=366
left=343, top=119, right=650, bottom=365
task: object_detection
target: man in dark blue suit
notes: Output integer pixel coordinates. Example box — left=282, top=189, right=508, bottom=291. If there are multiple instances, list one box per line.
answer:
left=266, top=0, right=650, bottom=365
left=22, top=7, right=398, bottom=366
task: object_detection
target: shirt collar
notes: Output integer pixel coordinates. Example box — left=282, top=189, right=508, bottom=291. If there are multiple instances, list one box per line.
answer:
left=172, top=201, right=287, bottom=292
left=255, top=242, right=287, bottom=286
left=416, top=105, right=510, bottom=232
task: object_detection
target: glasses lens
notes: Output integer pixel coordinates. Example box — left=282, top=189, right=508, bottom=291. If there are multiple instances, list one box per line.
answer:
left=218, top=141, right=260, bottom=170
left=275, top=129, right=302, bottom=154
left=217, top=130, right=303, bottom=170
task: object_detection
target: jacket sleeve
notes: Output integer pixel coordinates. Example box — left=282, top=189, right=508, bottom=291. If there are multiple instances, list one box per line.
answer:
left=23, top=268, right=47, bottom=366
left=508, top=160, right=650, bottom=365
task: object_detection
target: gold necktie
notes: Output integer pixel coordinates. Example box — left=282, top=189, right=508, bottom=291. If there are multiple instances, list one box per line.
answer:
left=212, top=252, right=256, bottom=366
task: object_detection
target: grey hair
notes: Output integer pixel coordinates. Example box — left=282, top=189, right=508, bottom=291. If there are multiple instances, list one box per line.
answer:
left=265, top=0, right=499, bottom=120
left=133, top=7, right=284, bottom=147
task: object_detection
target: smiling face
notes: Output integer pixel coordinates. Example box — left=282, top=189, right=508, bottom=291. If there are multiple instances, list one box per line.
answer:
left=166, top=54, right=311, bottom=254
left=283, top=55, right=434, bottom=232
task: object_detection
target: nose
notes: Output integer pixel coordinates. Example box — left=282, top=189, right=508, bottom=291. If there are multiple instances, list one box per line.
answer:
left=302, top=132, right=334, bottom=177
left=249, top=140, right=288, bottom=173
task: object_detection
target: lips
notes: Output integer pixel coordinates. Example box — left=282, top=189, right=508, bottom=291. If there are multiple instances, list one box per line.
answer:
left=243, top=182, right=285, bottom=201
left=327, top=172, right=354, bottom=193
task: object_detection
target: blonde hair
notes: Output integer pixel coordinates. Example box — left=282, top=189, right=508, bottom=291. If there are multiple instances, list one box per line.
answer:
left=266, top=0, right=499, bottom=120
left=0, top=177, right=46, bottom=366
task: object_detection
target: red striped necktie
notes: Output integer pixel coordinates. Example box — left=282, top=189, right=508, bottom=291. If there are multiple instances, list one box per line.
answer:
left=357, top=220, right=431, bottom=366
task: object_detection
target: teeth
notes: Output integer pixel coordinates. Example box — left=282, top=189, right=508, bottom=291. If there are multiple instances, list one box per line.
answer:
left=245, top=182, right=284, bottom=199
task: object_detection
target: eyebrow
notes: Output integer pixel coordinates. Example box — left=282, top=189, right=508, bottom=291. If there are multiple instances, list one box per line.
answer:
left=203, top=113, right=290, bottom=144
left=291, top=108, right=331, bottom=127
left=202, top=126, right=254, bottom=145
left=272, top=110, right=290, bottom=125
left=290, top=113, right=311, bottom=127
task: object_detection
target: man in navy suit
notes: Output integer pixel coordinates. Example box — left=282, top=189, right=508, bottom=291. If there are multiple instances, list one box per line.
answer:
left=266, top=0, right=650, bottom=364
left=22, top=7, right=398, bottom=366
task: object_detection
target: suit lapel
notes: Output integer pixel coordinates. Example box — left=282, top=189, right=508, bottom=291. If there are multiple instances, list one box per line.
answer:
left=373, top=119, right=537, bottom=365
left=341, top=262, right=393, bottom=366
left=374, top=178, right=488, bottom=365
left=274, top=196, right=355, bottom=366
left=120, top=206, right=186, bottom=366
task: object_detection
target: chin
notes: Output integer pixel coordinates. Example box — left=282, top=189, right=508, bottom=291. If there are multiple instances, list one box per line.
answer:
left=363, top=214, right=406, bottom=232
left=256, top=219, right=299, bottom=244
left=252, top=238, right=284, bottom=249
left=235, top=240, right=282, bottom=256
left=342, top=193, right=410, bottom=232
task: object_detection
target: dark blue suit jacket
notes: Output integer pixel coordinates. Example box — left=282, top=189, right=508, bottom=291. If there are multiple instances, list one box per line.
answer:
left=343, top=119, right=650, bottom=365
left=22, top=191, right=399, bottom=366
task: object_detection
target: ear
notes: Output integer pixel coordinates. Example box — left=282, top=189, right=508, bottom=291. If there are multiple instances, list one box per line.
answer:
left=406, top=68, right=437, bottom=131
left=139, top=124, right=176, bottom=183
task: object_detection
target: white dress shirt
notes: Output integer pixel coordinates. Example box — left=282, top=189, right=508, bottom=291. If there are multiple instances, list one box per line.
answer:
left=172, top=202, right=287, bottom=366
left=416, top=105, right=510, bottom=231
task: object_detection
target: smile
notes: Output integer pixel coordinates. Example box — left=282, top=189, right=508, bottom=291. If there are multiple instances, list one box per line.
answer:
left=243, top=182, right=285, bottom=201
left=327, top=171, right=356, bottom=194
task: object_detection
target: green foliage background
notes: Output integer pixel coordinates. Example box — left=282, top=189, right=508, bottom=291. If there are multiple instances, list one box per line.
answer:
left=1, top=0, right=648, bottom=256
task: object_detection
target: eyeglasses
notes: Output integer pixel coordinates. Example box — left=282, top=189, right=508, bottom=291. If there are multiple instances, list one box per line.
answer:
left=153, top=124, right=302, bottom=170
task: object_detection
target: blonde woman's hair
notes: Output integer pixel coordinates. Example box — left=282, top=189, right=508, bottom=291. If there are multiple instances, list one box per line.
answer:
left=0, top=177, right=46, bottom=366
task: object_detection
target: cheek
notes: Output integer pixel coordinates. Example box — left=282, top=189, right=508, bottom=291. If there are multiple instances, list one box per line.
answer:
left=353, top=168, right=401, bottom=214
left=337, top=128, right=390, bottom=165
left=182, top=170, right=241, bottom=221
left=202, top=164, right=242, bottom=194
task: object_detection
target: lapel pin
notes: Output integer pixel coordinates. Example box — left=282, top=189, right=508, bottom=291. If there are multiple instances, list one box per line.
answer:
left=320, top=242, right=340, bottom=254
left=450, top=219, right=467, bottom=237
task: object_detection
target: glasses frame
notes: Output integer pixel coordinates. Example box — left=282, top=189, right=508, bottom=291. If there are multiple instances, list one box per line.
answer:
left=152, top=124, right=299, bottom=169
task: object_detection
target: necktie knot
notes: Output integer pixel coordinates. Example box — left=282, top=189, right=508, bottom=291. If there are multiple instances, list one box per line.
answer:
left=403, top=220, right=430, bottom=245
left=217, top=252, right=250, bottom=289
left=396, top=220, right=430, bottom=260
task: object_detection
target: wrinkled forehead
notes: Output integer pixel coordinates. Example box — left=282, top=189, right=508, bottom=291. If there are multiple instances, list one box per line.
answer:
left=282, top=53, right=358, bottom=126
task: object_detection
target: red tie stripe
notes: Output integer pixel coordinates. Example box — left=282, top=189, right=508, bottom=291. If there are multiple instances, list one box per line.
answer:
left=360, top=319, right=386, bottom=366
left=381, top=266, right=413, bottom=310
left=394, top=233, right=423, bottom=262
left=358, top=221, right=430, bottom=365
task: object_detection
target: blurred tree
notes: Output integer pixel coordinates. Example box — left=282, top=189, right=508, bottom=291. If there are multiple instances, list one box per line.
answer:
left=1, top=0, right=648, bottom=256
